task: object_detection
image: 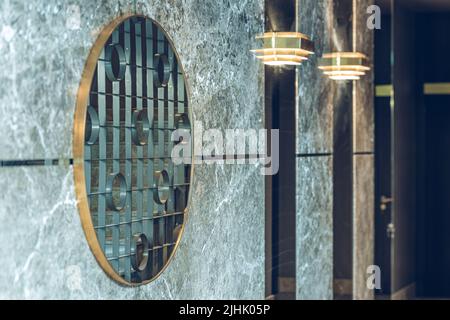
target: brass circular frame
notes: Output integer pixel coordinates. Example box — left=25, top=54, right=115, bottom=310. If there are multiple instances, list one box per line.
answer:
left=72, top=14, right=194, bottom=287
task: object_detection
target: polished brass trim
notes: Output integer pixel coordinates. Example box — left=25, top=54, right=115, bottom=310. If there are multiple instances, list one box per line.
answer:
left=261, top=37, right=314, bottom=53
left=73, top=14, right=194, bottom=287
left=318, top=58, right=370, bottom=68
left=322, top=52, right=367, bottom=59
left=375, top=84, right=393, bottom=97
left=377, top=83, right=450, bottom=97
left=424, top=83, right=450, bottom=95
left=256, top=31, right=310, bottom=39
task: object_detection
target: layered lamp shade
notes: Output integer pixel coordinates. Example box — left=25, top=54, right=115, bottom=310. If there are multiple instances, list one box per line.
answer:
left=318, top=52, right=370, bottom=80
left=251, top=32, right=315, bottom=66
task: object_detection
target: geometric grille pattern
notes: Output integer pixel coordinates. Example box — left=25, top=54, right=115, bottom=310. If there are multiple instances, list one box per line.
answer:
left=83, top=17, right=191, bottom=284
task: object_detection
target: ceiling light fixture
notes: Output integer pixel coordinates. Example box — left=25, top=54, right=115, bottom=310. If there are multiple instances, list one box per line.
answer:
left=251, top=32, right=314, bottom=66
left=318, top=52, right=370, bottom=81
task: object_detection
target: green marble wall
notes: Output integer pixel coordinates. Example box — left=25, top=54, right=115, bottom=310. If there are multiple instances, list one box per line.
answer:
left=296, top=0, right=374, bottom=300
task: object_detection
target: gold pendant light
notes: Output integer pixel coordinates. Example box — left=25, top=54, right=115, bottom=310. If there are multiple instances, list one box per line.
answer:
left=318, top=52, right=370, bottom=81
left=251, top=32, right=314, bottom=66
left=318, top=0, right=371, bottom=81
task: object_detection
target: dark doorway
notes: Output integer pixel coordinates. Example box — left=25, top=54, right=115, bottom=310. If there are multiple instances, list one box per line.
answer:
left=416, top=12, right=450, bottom=298
left=375, top=1, right=417, bottom=298
left=375, top=0, right=450, bottom=299
left=421, top=98, right=450, bottom=297
left=374, top=10, right=393, bottom=297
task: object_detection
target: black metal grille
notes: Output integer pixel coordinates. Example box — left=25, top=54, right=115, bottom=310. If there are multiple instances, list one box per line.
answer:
left=84, top=17, right=190, bottom=284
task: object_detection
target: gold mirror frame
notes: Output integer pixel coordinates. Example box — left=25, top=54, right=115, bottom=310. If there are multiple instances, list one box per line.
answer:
left=73, top=14, right=194, bottom=286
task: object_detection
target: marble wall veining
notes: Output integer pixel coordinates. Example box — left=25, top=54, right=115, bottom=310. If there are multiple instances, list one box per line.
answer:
left=352, top=155, right=375, bottom=300
left=0, top=0, right=265, bottom=299
left=297, top=0, right=334, bottom=155
left=354, top=0, right=375, bottom=154
left=0, top=163, right=264, bottom=299
left=352, top=0, right=375, bottom=301
left=296, top=0, right=375, bottom=300
left=296, top=0, right=335, bottom=300
left=0, top=0, right=135, bottom=161
left=296, top=156, right=333, bottom=300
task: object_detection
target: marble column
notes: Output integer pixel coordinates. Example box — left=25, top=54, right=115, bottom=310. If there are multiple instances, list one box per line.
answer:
left=296, top=0, right=375, bottom=300
left=296, top=0, right=335, bottom=300
left=352, top=0, right=375, bottom=300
